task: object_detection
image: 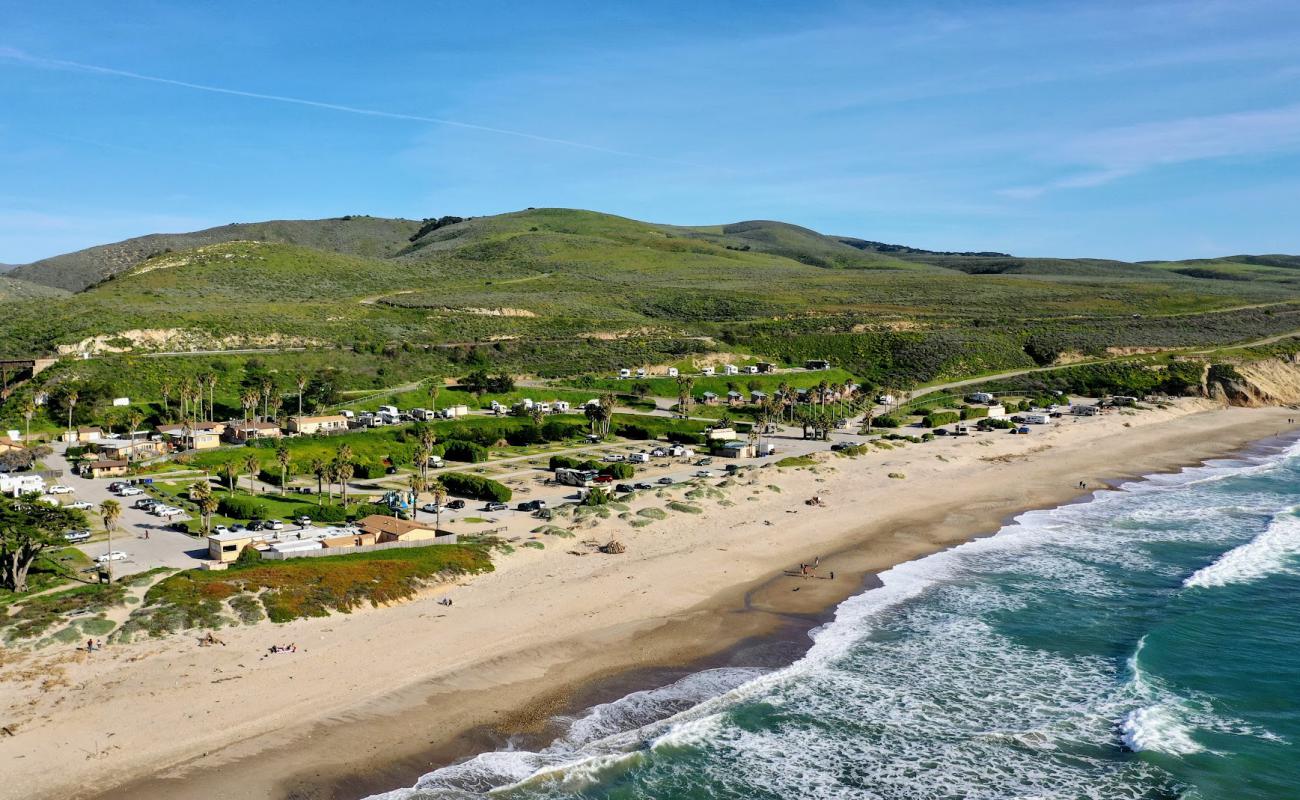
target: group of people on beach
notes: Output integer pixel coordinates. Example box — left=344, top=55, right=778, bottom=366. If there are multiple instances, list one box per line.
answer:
left=269, top=643, right=297, bottom=654
left=84, top=638, right=104, bottom=652
left=796, top=556, right=834, bottom=581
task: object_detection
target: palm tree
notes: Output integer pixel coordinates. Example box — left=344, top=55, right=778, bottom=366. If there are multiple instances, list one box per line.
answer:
left=241, top=390, right=259, bottom=423
left=430, top=479, right=448, bottom=531
left=126, top=410, right=145, bottom=448
left=220, top=461, right=239, bottom=493
left=205, top=374, right=218, bottom=422
left=159, top=379, right=173, bottom=420
left=275, top=445, right=292, bottom=497
left=584, top=402, right=601, bottom=437
left=676, top=375, right=695, bottom=419
left=777, top=381, right=793, bottom=422
left=65, top=389, right=79, bottom=437
left=415, top=445, right=432, bottom=483
left=427, top=379, right=441, bottom=414
left=408, top=474, right=425, bottom=519
left=268, top=394, right=283, bottom=427
left=324, top=461, right=339, bottom=503
left=529, top=404, right=546, bottom=427
left=19, top=397, right=35, bottom=443
left=597, top=391, right=618, bottom=436
left=99, top=499, right=121, bottom=583
left=335, top=460, right=354, bottom=506
left=189, top=479, right=215, bottom=534
left=243, top=453, right=261, bottom=495
left=309, top=457, right=327, bottom=504
left=295, top=373, right=308, bottom=417
left=261, top=378, right=274, bottom=423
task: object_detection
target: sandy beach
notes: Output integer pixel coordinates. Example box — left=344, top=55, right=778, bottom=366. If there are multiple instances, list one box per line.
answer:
left=2, top=400, right=1296, bottom=800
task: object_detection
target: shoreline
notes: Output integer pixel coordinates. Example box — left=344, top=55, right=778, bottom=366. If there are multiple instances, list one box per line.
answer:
left=3, top=402, right=1296, bottom=800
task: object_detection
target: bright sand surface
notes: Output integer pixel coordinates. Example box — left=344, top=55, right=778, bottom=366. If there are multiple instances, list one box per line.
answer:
left=2, top=401, right=1296, bottom=800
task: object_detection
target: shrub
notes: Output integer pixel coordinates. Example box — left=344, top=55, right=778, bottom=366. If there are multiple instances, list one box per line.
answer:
left=348, top=502, right=391, bottom=520
left=872, top=415, right=901, bottom=428
left=304, top=504, right=349, bottom=522
left=549, top=454, right=583, bottom=470
left=582, top=487, right=611, bottom=506
left=960, top=406, right=989, bottom=420
left=218, top=495, right=268, bottom=520
left=235, top=545, right=262, bottom=565
left=922, top=411, right=960, bottom=428
left=441, top=472, right=511, bottom=502
left=443, top=439, right=489, bottom=463
left=351, top=461, right=386, bottom=480
left=600, top=462, right=635, bottom=479
left=616, top=424, right=652, bottom=440
left=666, top=431, right=704, bottom=445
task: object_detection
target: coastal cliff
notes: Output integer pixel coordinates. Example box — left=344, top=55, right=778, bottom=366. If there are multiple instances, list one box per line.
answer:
left=1209, top=355, right=1300, bottom=407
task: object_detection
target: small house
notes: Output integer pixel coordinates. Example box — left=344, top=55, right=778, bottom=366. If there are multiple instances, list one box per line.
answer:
left=288, top=414, right=350, bottom=435
left=86, top=459, right=129, bottom=479
left=208, top=530, right=257, bottom=563
left=706, top=427, right=738, bottom=441
left=726, top=390, right=744, bottom=406
left=224, top=421, right=283, bottom=443
left=700, top=391, right=720, bottom=405
left=751, top=390, right=767, bottom=403
left=714, top=440, right=755, bottom=459
left=95, top=437, right=165, bottom=461
left=356, top=515, right=445, bottom=543
left=63, top=426, right=103, bottom=444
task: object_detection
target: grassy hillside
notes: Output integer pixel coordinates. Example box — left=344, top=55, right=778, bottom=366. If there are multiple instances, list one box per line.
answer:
left=9, top=215, right=423, bottom=291
left=2, top=208, right=1298, bottom=425
left=0, top=275, right=69, bottom=303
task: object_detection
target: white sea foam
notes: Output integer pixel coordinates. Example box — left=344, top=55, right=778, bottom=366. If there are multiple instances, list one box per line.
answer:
left=1183, top=508, right=1300, bottom=589
left=370, top=436, right=1300, bottom=799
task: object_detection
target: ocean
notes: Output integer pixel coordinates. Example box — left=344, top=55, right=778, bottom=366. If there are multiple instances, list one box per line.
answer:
left=372, top=436, right=1300, bottom=800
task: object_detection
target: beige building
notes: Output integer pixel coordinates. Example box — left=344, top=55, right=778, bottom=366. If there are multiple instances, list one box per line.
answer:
left=356, top=515, right=442, bottom=543
left=224, top=421, right=283, bottom=443
left=86, top=459, right=129, bottom=479
left=287, top=414, right=350, bottom=435
left=207, top=530, right=257, bottom=563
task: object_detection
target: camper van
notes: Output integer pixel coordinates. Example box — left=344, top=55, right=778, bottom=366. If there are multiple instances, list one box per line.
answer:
left=1023, top=413, right=1050, bottom=425
left=555, top=468, right=599, bottom=487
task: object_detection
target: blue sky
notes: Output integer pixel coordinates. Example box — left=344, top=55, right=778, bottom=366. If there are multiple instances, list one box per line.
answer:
left=2, top=0, right=1299, bottom=263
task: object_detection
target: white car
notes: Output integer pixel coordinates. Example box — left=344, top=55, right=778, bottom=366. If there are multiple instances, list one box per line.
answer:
left=47, top=485, right=74, bottom=495
left=214, top=525, right=231, bottom=535
left=265, top=519, right=284, bottom=531
left=66, top=501, right=94, bottom=510
left=602, top=454, right=625, bottom=462
left=421, top=503, right=443, bottom=514
left=694, top=470, right=715, bottom=478
left=95, top=551, right=129, bottom=563
left=118, top=487, right=145, bottom=497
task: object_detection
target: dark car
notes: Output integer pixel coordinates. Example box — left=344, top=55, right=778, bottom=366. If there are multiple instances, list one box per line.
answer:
left=634, top=482, right=654, bottom=490
left=446, top=499, right=466, bottom=510
left=248, top=520, right=265, bottom=531
left=615, top=483, right=635, bottom=494
left=657, top=476, right=674, bottom=485
left=385, top=466, right=398, bottom=475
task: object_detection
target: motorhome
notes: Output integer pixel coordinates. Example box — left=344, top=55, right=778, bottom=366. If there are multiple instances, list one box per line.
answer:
left=555, top=468, right=599, bottom=487
left=1023, top=412, right=1050, bottom=425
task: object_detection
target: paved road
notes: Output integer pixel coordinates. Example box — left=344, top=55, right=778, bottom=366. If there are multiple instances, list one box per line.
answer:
left=45, top=446, right=210, bottom=577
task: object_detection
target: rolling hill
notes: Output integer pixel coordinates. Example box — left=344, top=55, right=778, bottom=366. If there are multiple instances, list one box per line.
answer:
left=1, top=207, right=1298, bottom=396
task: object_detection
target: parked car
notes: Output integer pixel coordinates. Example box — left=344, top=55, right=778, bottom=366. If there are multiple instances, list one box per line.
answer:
left=517, top=499, right=548, bottom=512
left=446, top=499, right=466, bottom=510
left=385, top=466, right=398, bottom=475
left=95, top=551, right=128, bottom=563
left=694, top=470, right=714, bottom=478
left=118, top=487, right=144, bottom=497
left=634, top=482, right=654, bottom=490
left=296, top=516, right=313, bottom=527
left=134, top=498, right=156, bottom=509
left=695, top=457, right=713, bottom=466
left=603, top=453, right=625, bottom=462
left=421, top=503, right=442, bottom=514
left=247, top=520, right=265, bottom=531
left=214, top=525, right=231, bottom=535
left=614, top=483, right=635, bottom=494
left=657, top=476, right=675, bottom=485
left=265, top=519, right=285, bottom=531
left=47, top=484, right=73, bottom=495
left=230, top=524, right=248, bottom=533
left=484, top=501, right=508, bottom=512
left=593, top=475, right=614, bottom=484
left=66, top=500, right=94, bottom=510
left=107, top=482, right=126, bottom=492
left=63, top=529, right=92, bottom=543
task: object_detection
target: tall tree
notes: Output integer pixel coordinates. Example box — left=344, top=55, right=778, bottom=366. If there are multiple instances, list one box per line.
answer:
left=676, top=375, right=695, bottom=419
left=99, top=499, right=121, bottom=583
left=309, top=458, right=327, bottom=505
left=430, top=480, right=447, bottom=531
left=427, top=379, right=441, bottom=413
left=0, top=494, right=86, bottom=592
left=407, top=474, right=425, bottom=519
left=19, top=397, right=36, bottom=444
left=243, top=453, right=261, bottom=496
left=220, top=461, right=239, bottom=493
left=335, top=460, right=354, bottom=506
left=189, top=480, right=215, bottom=535
left=126, top=410, right=145, bottom=449
left=295, top=373, right=308, bottom=417
left=275, top=445, right=292, bottom=497
left=65, top=389, right=79, bottom=436
left=159, top=379, right=173, bottom=420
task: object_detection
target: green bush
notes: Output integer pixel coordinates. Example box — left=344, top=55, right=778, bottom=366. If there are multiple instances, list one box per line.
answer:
left=218, top=495, right=268, bottom=520
left=600, top=462, right=635, bottom=479
left=616, top=424, right=652, bottom=440
left=349, top=502, right=392, bottom=520
left=305, top=504, right=349, bottom=522
left=351, top=461, right=386, bottom=480
left=872, top=415, right=901, bottom=428
left=441, top=472, right=511, bottom=502
left=549, top=454, right=583, bottom=470
left=959, top=406, right=989, bottom=420
left=922, top=411, right=960, bottom=428
left=236, top=545, right=262, bottom=565
left=443, top=439, right=489, bottom=463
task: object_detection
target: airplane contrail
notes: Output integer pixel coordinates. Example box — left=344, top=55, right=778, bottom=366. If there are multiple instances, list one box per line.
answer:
left=1, top=48, right=693, bottom=165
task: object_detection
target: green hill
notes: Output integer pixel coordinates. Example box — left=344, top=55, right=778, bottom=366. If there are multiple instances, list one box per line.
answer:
left=0, top=275, right=70, bottom=303
left=8, top=215, right=423, bottom=292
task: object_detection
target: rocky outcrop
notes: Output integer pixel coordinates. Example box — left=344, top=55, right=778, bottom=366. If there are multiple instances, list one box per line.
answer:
left=1209, top=355, right=1300, bottom=406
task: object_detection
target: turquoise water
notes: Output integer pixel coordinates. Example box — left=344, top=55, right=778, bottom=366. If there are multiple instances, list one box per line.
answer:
left=374, top=437, right=1300, bottom=800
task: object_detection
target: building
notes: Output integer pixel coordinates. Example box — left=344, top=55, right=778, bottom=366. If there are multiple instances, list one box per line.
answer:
left=751, top=390, right=768, bottom=403
left=321, top=531, right=378, bottom=549
left=700, top=391, right=719, bottom=405
left=224, top=421, right=282, bottom=443
left=706, top=427, right=738, bottom=441
left=208, top=530, right=257, bottom=563
left=726, top=390, right=744, bottom=406
left=86, top=459, right=129, bottom=479
left=62, top=426, right=103, bottom=444
left=95, top=437, right=165, bottom=461
left=1, top=472, right=45, bottom=495
left=157, top=422, right=224, bottom=451
left=805, top=359, right=831, bottom=370
left=714, top=441, right=756, bottom=459
left=0, top=435, right=22, bottom=454
left=288, top=414, right=350, bottom=435
left=356, top=514, right=444, bottom=543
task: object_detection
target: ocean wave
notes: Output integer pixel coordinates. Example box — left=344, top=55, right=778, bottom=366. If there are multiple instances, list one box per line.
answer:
left=1121, top=705, right=1204, bottom=755
left=1183, top=508, right=1300, bottom=589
